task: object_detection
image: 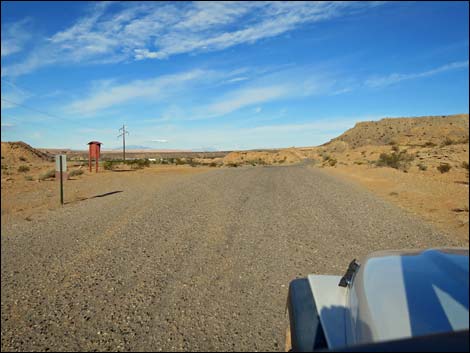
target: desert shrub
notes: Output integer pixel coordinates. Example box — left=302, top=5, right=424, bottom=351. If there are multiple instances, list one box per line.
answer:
left=18, top=165, right=30, bottom=173
left=322, top=154, right=330, bottom=162
left=24, top=175, right=34, bottom=181
left=376, top=151, right=414, bottom=170
left=227, top=162, right=239, bottom=167
left=459, top=137, right=469, bottom=144
left=104, top=160, right=115, bottom=170
left=461, top=161, right=469, bottom=171
left=328, top=158, right=337, bottom=166
left=128, top=159, right=147, bottom=169
left=441, top=137, right=455, bottom=147
left=19, top=156, right=27, bottom=162
left=39, top=169, right=55, bottom=180
left=354, top=161, right=364, bottom=165
left=69, top=169, right=84, bottom=177
left=139, top=159, right=150, bottom=168
left=391, top=145, right=400, bottom=152
left=417, top=163, right=427, bottom=171
left=437, top=163, right=452, bottom=173
left=388, top=140, right=397, bottom=145
left=175, top=158, right=186, bottom=165
left=424, top=141, right=437, bottom=147
left=188, top=158, right=199, bottom=167
left=209, top=162, right=218, bottom=167
left=1, top=164, right=7, bottom=170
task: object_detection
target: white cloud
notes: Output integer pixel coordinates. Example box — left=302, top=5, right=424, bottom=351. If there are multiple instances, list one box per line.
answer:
left=3, top=2, right=384, bottom=77
left=1, top=18, right=32, bottom=57
left=134, top=2, right=371, bottom=60
left=206, top=85, right=289, bottom=116
left=365, top=60, right=469, bottom=88
left=66, top=69, right=208, bottom=114
left=225, top=76, right=249, bottom=84
left=1, top=122, right=15, bottom=128
left=193, top=65, right=341, bottom=119
left=151, top=139, right=168, bottom=143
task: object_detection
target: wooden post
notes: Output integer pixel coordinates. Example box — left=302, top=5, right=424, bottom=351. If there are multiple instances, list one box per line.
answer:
left=59, top=155, right=64, bottom=205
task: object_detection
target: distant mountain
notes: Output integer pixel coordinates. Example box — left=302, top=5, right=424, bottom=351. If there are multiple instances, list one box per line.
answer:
left=110, top=145, right=153, bottom=150
left=192, top=147, right=219, bottom=152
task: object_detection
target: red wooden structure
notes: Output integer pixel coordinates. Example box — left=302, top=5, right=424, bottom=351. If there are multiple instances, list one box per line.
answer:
left=88, top=141, right=102, bottom=172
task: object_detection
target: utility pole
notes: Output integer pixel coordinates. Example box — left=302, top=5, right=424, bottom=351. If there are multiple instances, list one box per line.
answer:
left=118, top=125, right=129, bottom=161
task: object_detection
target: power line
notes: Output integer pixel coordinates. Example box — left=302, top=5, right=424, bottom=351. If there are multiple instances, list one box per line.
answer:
left=1, top=78, right=31, bottom=96
left=117, top=124, right=129, bottom=160
left=0, top=97, right=69, bottom=122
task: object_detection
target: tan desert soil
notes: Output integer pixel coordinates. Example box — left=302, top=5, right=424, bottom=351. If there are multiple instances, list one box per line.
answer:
left=1, top=164, right=209, bottom=224
left=222, top=148, right=304, bottom=165
left=1, top=164, right=462, bottom=352
left=322, top=164, right=469, bottom=244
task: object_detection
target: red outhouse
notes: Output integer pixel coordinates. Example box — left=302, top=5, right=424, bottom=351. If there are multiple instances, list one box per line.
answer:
left=88, top=141, right=102, bottom=172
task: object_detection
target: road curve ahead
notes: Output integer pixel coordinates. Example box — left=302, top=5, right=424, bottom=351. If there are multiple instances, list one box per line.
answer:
left=1, top=164, right=459, bottom=351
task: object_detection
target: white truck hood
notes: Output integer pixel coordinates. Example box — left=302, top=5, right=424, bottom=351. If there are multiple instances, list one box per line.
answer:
left=308, top=248, right=469, bottom=349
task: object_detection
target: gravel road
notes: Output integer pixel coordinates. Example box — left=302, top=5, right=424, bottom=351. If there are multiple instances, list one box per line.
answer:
left=1, top=164, right=461, bottom=351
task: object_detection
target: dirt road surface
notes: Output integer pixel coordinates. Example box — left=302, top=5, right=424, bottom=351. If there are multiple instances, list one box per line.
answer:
left=1, top=164, right=462, bottom=351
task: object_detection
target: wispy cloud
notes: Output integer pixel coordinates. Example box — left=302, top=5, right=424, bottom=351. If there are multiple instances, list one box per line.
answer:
left=3, top=2, right=384, bottom=77
left=65, top=69, right=208, bottom=115
left=150, top=139, right=168, bottom=143
left=225, top=76, right=249, bottom=84
left=133, top=2, right=380, bottom=60
left=194, top=64, right=341, bottom=119
left=0, top=78, right=32, bottom=110
left=205, top=85, right=289, bottom=117
left=63, top=62, right=348, bottom=121
left=1, top=18, right=32, bottom=57
left=365, top=60, right=469, bottom=88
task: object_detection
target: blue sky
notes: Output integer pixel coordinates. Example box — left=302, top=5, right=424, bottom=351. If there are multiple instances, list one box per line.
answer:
left=1, top=1, right=469, bottom=151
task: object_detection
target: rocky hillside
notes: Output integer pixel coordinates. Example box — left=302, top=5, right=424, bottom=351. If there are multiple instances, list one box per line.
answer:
left=325, top=114, right=469, bottom=148
left=1, top=141, right=53, bottom=165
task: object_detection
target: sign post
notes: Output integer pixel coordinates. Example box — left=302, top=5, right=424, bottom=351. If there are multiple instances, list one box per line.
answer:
left=60, top=156, right=64, bottom=205
left=55, top=155, right=67, bottom=205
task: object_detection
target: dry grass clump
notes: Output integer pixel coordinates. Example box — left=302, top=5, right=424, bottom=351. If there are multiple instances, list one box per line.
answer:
left=18, top=165, right=30, bottom=173
left=68, top=169, right=84, bottom=177
left=376, top=148, right=415, bottom=171
left=417, top=163, right=427, bottom=171
left=39, top=169, right=55, bottom=180
left=437, top=163, right=452, bottom=174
